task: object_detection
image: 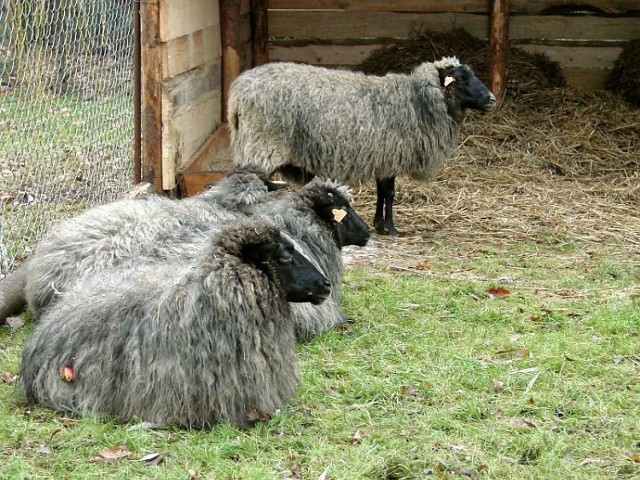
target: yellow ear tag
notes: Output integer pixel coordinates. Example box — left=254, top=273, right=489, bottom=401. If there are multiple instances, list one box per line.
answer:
left=332, top=208, right=347, bottom=223
left=444, top=76, right=455, bottom=87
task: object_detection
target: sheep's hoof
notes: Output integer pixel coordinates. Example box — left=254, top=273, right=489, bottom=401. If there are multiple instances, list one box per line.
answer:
left=375, top=225, right=399, bottom=235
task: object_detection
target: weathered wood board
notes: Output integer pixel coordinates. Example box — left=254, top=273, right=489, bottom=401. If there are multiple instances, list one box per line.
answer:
left=268, top=4, right=640, bottom=91
left=269, top=0, right=640, bottom=14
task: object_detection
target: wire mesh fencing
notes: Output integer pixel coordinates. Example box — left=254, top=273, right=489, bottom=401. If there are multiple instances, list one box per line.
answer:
left=0, top=0, right=135, bottom=277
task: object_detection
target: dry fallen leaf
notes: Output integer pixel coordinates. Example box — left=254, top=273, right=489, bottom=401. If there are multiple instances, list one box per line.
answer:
left=350, top=430, right=364, bottom=445
left=246, top=408, right=270, bottom=423
left=487, top=286, right=511, bottom=297
left=1, top=372, right=17, bottom=384
left=413, top=261, right=432, bottom=270
left=399, top=385, right=421, bottom=399
left=5, top=316, right=25, bottom=330
left=140, top=452, right=164, bottom=465
left=629, top=454, right=640, bottom=463
left=493, top=380, right=505, bottom=392
left=325, top=388, right=341, bottom=398
left=35, top=444, right=52, bottom=455
left=99, top=448, right=132, bottom=461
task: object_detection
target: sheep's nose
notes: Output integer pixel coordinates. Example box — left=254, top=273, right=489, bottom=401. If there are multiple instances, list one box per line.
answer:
left=485, top=92, right=497, bottom=110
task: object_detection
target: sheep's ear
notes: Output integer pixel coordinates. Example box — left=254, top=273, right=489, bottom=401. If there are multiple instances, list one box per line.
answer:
left=438, top=67, right=458, bottom=87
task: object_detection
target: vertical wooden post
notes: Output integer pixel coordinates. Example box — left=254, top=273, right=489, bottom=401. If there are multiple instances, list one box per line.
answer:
left=489, top=0, right=509, bottom=106
left=133, top=0, right=142, bottom=184
left=250, top=0, right=269, bottom=67
left=140, top=0, right=164, bottom=191
left=220, top=0, right=242, bottom=122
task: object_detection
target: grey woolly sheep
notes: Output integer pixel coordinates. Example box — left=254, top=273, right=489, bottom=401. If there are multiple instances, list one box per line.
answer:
left=20, top=220, right=331, bottom=428
left=249, top=177, right=370, bottom=340
left=4, top=166, right=279, bottom=320
left=228, top=57, right=496, bottom=234
left=5, top=170, right=369, bottom=343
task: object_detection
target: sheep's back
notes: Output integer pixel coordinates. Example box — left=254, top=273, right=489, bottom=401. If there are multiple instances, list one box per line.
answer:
left=230, top=62, right=458, bottom=184
left=25, top=196, right=241, bottom=316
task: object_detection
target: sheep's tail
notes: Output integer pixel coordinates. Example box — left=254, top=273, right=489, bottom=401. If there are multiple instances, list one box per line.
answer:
left=0, top=262, right=29, bottom=322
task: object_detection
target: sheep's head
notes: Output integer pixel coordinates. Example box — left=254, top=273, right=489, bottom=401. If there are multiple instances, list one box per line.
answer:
left=435, top=57, right=496, bottom=115
left=220, top=221, right=331, bottom=304
left=298, top=179, right=371, bottom=249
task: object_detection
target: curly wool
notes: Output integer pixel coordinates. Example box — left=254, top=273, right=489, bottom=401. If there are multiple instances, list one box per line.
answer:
left=20, top=222, right=299, bottom=428
left=249, top=178, right=354, bottom=340
left=229, top=58, right=462, bottom=185
left=24, top=167, right=274, bottom=317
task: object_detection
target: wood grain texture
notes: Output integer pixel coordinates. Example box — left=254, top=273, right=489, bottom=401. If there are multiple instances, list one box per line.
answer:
left=269, top=0, right=640, bottom=14
left=140, top=0, right=164, bottom=192
left=159, top=0, right=220, bottom=42
left=270, top=11, right=640, bottom=41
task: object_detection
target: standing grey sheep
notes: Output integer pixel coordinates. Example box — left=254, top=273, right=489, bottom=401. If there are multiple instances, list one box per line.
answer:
left=249, top=177, right=370, bottom=340
left=228, top=56, right=496, bottom=234
left=0, top=166, right=281, bottom=321
left=20, top=220, right=331, bottom=428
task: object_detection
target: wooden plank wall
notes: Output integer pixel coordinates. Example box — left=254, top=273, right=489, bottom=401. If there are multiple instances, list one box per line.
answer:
left=268, top=0, right=640, bottom=91
left=157, top=0, right=222, bottom=190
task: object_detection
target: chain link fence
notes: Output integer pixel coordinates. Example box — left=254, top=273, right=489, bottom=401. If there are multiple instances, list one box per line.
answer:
left=0, top=0, right=135, bottom=277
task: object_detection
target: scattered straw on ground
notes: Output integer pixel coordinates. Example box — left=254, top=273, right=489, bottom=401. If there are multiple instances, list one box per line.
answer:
left=346, top=88, right=640, bottom=261
left=344, top=31, right=640, bottom=263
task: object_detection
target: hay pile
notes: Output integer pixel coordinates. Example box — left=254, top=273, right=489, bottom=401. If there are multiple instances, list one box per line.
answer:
left=606, top=38, right=640, bottom=108
left=357, top=29, right=566, bottom=97
left=350, top=33, right=640, bottom=249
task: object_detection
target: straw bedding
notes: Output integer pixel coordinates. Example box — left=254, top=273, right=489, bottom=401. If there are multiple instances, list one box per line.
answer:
left=349, top=31, right=640, bottom=250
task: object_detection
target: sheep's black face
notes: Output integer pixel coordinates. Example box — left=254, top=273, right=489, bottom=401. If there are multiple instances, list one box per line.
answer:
left=315, top=191, right=370, bottom=248
left=329, top=204, right=371, bottom=248
left=275, top=235, right=331, bottom=304
left=439, top=64, right=496, bottom=112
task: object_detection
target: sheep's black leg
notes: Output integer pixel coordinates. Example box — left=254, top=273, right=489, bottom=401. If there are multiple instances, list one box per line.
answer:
left=374, top=177, right=399, bottom=235
left=374, top=179, right=386, bottom=234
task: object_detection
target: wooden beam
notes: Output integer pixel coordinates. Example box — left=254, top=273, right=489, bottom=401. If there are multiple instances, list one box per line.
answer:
left=489, top=0, right=509, bottom=106
left=140, top=0, right=164, bottom=192
left=220, top=0, right=242, bottom=122
left=268, top=0, right=640, bottom=14
left=250, top=0, right=269, bottom=66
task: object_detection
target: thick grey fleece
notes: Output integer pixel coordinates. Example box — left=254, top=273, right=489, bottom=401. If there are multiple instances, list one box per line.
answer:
left=24, top=168, right=274, bottom=317
left=250, top=178, right=355, bottom=340
left=20, top=222, right=300, bottom=428
left=228, top=58, right=461, bottom=184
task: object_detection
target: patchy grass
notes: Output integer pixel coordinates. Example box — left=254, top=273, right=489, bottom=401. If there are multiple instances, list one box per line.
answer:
left=0, top=92, right=133, bottom=270
left=1, top=237, right=639, bottom=479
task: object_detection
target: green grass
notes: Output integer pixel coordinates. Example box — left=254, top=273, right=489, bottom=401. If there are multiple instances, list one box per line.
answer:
left=1, top=239, right=639, bottom=479
left=0, top=91, right=133, bottom=267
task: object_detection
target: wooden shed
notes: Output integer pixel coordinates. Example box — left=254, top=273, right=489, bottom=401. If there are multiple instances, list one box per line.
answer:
left=137, top=0, right=640, bottom=195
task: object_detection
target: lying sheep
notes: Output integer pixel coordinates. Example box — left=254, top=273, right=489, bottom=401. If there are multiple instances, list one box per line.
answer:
left=20, top=220, right=331, bottom=428
left=229, top=57, right=496, bottom=234
left=0, top=166, right=281, bottom=321
left=250, top=178, right=370, bottom=340
left=3, top=168, right=369, bottom=341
